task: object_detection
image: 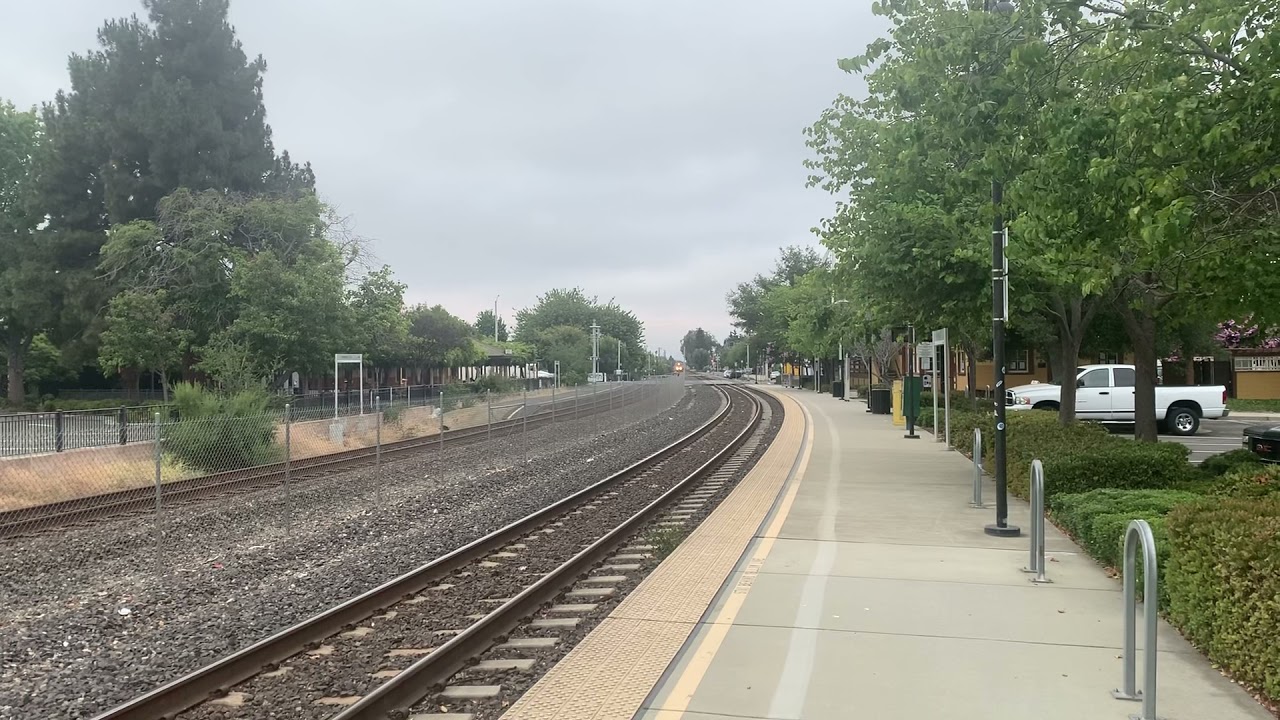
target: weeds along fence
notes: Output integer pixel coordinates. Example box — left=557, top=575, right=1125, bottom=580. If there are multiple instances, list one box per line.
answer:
left=0, top=384, right=535, bottom=458
left=0, top=377, right=689, bottom=530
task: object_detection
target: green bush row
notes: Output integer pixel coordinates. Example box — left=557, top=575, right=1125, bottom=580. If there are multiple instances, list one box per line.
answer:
left=1165, top=496, right=1280, bottom=699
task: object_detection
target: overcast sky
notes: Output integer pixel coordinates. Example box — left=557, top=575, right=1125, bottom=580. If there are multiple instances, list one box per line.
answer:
left=1, top=0, right=886, bottom=360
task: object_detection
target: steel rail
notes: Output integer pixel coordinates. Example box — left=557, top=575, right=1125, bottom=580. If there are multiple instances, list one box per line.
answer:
left=1, top=384, right=652, bottom=539
left=334, top=385, right=762, bottom=719
left=89, top=384, right=739, bottom=720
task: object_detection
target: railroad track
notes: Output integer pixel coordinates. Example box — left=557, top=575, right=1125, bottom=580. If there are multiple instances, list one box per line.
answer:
left=0, top=384, right=651, bottom=540
left=90, top=383, right=767, bottom=720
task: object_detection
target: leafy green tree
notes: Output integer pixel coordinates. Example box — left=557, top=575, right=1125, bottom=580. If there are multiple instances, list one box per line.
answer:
left=100, top=189, right=347, bottom=381
left=223, top=244, right=348, bottom=380
left=27, top=0, right=315, bottom=383
left=0, top=101, right=66, bottom=405
left=98, top=290, right=188, bottom=401
left=407, top=305, right=483, bottom=367
left=349, top=267, right=410, bottom=382
left=680, top=328, right=719, bottom=370
left=515, top=288, right=647, bottom=376
left=726, top=246, right=828, bottom=361
left=475, top=310, right=509, bottom=342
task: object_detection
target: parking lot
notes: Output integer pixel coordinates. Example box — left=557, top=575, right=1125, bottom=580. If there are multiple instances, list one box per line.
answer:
left=1133, top=418, right=1254, bottom=464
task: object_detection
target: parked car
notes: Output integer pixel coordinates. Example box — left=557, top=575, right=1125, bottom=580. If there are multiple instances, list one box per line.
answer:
left=1243, top=424, right=1280, bottom=463
left=1005, top=364, right=1229, bottom=436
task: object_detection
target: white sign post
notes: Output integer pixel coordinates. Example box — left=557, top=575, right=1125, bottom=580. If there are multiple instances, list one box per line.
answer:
left=932, top=328, right=951, bottom=448
left=334, top=353, right=364, bottom=418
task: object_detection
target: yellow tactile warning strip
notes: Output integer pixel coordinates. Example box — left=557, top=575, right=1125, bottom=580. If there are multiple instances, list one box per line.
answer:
left=499, top=389, right=810, bottom=720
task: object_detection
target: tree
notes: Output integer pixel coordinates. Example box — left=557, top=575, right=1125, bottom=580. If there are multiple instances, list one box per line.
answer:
left=515, top=288, right=647, bottom=377
left=100, top=189, right=349, bottom=381
left=475, top=309, right=509, bottom=342
left=27, top=0, right=315, bottom=384
left=406, top=305, right=483, bottom=368
left=726, top=246, right=828, bottom=361
left=680, top=328, right=719, bottom=370
left=349, top=267, right=410, bottom=382
left=0, top=100, right=56, bottom=405
left=98, top=290, right=187, bottom=401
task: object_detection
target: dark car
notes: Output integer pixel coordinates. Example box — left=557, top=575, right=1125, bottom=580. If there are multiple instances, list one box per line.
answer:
left=1243, top=424, right=1280, bottom=464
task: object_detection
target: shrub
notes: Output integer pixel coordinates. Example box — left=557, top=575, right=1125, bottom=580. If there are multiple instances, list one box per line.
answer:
left=1164, top=497, right=1280, bottom=699
left=1212, top=463, right=1280, bottom=498
left=381, top=403, right=404, bottom=425
left=1199, top=448, right=1264, bottom=478
left=1031, top=442, right=1193, bottom=500
left=473, top=374, right=520, bottom=395
left=948, top=410, right=994, bottom=456
left=162, top=383, right=281, bottom=473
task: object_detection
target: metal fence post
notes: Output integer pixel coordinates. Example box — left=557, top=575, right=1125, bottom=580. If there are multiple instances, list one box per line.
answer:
left=522, top=385, right=529, bottom=465
left=439, top=391, right=446, bottom=478
left=118, top=406, right=128, bottom=446
left=551, top=382, right=556, bottom=424
left=1022, top=459, right=1051, bottom=583
left=284, top=403, right=292, bottom=535
left=153, top=411, right=163, bottom=525
left=375, top=396, right=382, bottom=471
left=574, top=385, right=579, bottom=420
left=54, top=411, right=65, bottom=453
left=1112, top=519, right=1159, bottom=720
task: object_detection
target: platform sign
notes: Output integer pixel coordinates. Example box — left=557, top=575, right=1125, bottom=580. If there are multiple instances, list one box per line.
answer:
left=335, top=353, right=363, bottom=363
left=587, top=372, right=605, bottom=383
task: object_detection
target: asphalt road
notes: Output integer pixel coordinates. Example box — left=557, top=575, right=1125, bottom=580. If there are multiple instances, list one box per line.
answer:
left=1115, top=418, right=1253, bottom=464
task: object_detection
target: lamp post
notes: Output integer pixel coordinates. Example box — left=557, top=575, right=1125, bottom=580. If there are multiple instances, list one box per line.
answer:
left=494, top=294, right=500, bottom=343
left=904, top=323, right=920, bottom=439
left=983, top=0, right=1019, bottom=538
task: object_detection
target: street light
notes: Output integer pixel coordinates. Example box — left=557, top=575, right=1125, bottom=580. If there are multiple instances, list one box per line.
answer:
left=831, top=295, right=850, bottom=399
left=494, top=294, right=500, bottom=343
left=983, top=0, right=1020, bottom=538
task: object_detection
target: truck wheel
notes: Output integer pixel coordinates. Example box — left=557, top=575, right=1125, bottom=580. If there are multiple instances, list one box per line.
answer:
left=1167, top=406, right=1200, bottom=436
left=1033, top=402, right=1059, bottom=411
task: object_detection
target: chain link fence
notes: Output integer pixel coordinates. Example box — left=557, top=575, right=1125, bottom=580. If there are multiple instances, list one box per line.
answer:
left=0, top=376, right=690, bottom=535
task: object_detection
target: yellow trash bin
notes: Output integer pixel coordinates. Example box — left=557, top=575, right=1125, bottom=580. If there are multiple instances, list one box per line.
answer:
left=892, top=380, right=906, bottom=427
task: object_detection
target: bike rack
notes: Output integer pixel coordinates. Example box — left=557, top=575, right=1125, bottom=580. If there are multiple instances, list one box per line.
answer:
left=1021, top=459, right=1051, bottom=583
left=969, top=428, right=985, bottom=508
left=1111, top=519, right=1160, bottom=720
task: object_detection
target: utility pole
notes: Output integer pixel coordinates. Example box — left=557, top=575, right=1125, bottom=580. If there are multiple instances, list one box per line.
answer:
left=616, top=338, right=623, bottom=380
left=494, top=294, right=500, bottom=342
left=590, top=321, right=601, bottom=378
left=983, top=0, right=1019, bottom=538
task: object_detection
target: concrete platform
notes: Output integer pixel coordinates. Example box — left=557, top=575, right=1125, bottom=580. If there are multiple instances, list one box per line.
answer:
left=503, top=386, right=1274, bottom=720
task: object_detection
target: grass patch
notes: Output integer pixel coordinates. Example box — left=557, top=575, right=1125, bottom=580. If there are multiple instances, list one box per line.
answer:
left=1227, top=398, right=1280, bottom=413
left=645, top=525, right=687, bottom=561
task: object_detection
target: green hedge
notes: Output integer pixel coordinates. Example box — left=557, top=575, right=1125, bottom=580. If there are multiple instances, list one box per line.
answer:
left=1051, top=488, right=1200, bottom=607
left=1199, top=448, right=1265, bottom=478
left=1165, top=497, right=1280, bottom=699
left=1211, top=463, right=1280, bottom=498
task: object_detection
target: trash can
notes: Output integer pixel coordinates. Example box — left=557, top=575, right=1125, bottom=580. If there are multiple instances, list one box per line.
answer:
left=869, top=387, right=892, bottom=414
left=831, top=380, right=844, bottom=398
left=902, top=376, right=923, bottom=423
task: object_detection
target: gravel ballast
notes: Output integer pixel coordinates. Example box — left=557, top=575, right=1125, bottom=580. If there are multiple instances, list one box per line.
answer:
left=0, top=382, right=716, bottom=719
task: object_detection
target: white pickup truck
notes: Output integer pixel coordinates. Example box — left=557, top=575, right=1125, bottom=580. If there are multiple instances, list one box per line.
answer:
left=1005, top=364, right=1229, bottom=436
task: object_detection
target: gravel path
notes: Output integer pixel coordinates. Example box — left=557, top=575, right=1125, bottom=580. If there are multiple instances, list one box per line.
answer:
left=0, top=382, right=716, bottom=719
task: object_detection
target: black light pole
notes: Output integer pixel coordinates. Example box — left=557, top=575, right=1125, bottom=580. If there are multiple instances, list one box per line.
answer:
left=904, top=323, right=919, bottom=439
left=983, top=0, right=1020, bottom=538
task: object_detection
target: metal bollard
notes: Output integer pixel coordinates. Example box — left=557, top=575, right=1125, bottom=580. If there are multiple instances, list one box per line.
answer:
left=1112, top=519, right=1159, bottom=720
left=1022, top=459, right=1051, bottom=583
left=970, top=428, right=985, bottom=508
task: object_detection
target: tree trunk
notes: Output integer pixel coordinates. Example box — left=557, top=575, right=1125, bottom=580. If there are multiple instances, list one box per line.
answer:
left=1184, top=357, right=1195, bottom=385
left=5, top=337, right=27, bottom=407
left=962, top=343, right=978, bottom=398
left=1118, top=299, right=1160, bottom=442
left=122, top=367, right=141, bottom=401
left=161, top=369, right=170, bottom=404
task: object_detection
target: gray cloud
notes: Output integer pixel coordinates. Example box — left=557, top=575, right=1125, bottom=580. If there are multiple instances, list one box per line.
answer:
left=1, top=0, right=886, bottom=358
